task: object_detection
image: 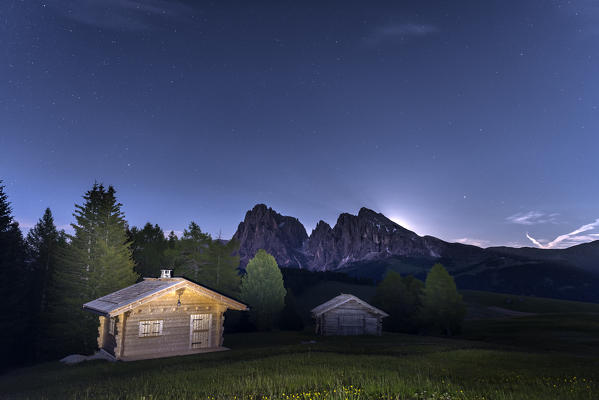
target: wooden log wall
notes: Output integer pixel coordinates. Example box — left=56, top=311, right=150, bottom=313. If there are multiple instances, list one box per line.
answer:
left=115, top=288, right=226, bottom=360
left=97, top=316, right=117, bottom=356
left=319, top=299, right=383, bottom=336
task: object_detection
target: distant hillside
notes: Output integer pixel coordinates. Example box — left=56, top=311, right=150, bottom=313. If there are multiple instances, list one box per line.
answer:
left=339, top=256, right=599, bottom=303
left=286, top=270, right=599, bottom=326
left=487, top=242, right=599, bottom=273
left=461, top=290, right=599, bottom=314
left=232, top=204, right=599, bottom=303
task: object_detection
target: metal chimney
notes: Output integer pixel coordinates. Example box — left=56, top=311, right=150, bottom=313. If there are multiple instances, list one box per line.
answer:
left=160, top=269, right=172, bottom=278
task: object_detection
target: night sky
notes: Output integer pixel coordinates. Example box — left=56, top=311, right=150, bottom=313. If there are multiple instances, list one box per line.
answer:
left=2, top=1, right=598, bottom=249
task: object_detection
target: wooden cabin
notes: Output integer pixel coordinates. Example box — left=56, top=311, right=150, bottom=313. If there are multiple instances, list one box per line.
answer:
left=83, top=270, right=247, bottom=361
left=311, top=294, right=388, bottom=336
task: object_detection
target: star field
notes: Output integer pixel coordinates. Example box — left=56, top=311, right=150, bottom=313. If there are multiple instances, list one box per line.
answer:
left=1, top=0, right=598, bottom=248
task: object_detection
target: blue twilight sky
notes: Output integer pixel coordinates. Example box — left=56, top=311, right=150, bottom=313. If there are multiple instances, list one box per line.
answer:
left=1, top=0, right=598, bottom=249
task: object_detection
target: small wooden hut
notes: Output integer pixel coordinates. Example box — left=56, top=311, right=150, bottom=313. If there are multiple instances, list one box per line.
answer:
left=311, top=294, right=388, bottom=336
left=83, top=270, right=247, bottom=361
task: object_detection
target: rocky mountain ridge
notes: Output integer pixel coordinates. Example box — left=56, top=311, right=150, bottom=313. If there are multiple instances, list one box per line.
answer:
left=232, top=204, right=308, bottom=268
left=233, top=204, right=482, bottom=270
left=233, top=203, right=599, bottom=273
left=232, top=204, right=599, bottom=302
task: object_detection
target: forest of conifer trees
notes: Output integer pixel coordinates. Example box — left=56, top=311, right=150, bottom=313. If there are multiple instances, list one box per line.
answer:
left=0, top=181, right=242, bottom=368
left=0, top=179, right=465, bottom=370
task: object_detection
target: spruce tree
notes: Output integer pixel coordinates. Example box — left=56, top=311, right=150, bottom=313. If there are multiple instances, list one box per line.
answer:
left=167, top=230, right=178, bottom=246
left=372, top=270, right=423, bottom=333
left=0, top=181, right=28, bottom=366
left=202, top=236, right=241, bottom=296
left=25, top=208, right=66, bottom=360
left=421, top=263, right=466, bottom=336
left=171, top=222, right=211, bottom=282
left=278, top=289, right=304, bottom=331
left=128, top=223, right=169, bottom=279
left=240, top=249, right=286, bottom=330
left=55, top=184, right=138, bottom=354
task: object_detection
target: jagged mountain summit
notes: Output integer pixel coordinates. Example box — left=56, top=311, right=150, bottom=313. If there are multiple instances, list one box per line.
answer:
left=233, top=204, right=474, bottom=270
left=232, top=204, right=308, bottom=268
left=304, top=207, right=448, bottom=270
left=231, top=204, right=599, bottom=303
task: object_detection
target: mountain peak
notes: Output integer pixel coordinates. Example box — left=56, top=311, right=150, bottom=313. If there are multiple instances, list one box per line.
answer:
left=252, top=203, right=268, bottom=211
left=233, top=204, right=308, bottom=267
left=358, top=207, right=379, bottom=217
left=235, top=204, right=446, bottom=270
left=313, top=220, right=332, bottom=232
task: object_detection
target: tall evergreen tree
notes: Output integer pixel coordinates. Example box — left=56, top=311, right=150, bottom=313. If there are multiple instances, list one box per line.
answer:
left=25, top=208, right=67, bottom=360
left=278, top=289, right=304, bottom=331
left=167, top=230, right=178, bottom=247
left=0, top=181, right=28, bottom=366
left=240, top=249, right=286, bottom=330
left=372, top=270, right=423, bottom=333
left=421, top=263, right=466, bottom=336
left=164, top=226, right=240, bottom=294
left=202, top=236, right=241, bottom=296
left=53, top=184, right=138, bottom=354
left=128, top=222, right=169, bottom=279
left=169, top=222, right=211, bottom=281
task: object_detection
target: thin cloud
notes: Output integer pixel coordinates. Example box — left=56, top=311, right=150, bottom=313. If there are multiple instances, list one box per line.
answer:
left=52, top=0, right=192, bottom=31
left=455, top=237, right=491, bottom=248
left=365, top=23, right=439, bottom=45
left=525, top=233, right=546, bottom=248
left=507, top=211, right=559, bottom=225
left=526, top=218, right=599, bottom=249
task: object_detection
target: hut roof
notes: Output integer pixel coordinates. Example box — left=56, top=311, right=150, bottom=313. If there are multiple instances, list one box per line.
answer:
left=310, top=293, right=389, bottom=317
left=83, top=277, right=247, bottom=317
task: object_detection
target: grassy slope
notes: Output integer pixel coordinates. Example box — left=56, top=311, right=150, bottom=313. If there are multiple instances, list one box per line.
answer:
left=0, top=331, right=597, bottom=400
left=461, top=290, right=599, bottom=314
left=2, top=286, right=599, bottom=400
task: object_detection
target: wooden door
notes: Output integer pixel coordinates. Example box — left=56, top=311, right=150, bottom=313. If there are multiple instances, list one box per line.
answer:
left=190, top=314, right=212, bottom=349
left=364, top=317, right=378, bottom=335
left=340, top=314, right=364, bottom=335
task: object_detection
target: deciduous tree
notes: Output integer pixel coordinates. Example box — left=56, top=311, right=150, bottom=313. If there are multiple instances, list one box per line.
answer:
left=421, top=263, right=466, bottom=336
left=240, top=249, right=286, bottom=330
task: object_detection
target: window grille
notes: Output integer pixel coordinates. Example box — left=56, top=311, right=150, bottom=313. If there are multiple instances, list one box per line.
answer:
left=109, top=317, right=116, bottom=335
left=139, top=320, right=163, bottom=337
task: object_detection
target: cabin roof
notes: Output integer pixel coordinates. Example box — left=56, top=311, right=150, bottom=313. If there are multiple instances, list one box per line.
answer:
left=83, top=277, right=247, bottom=317
left=310, top=293, right=389, bottom=317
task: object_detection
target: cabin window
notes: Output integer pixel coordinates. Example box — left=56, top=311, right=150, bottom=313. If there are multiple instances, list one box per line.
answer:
left=108, top=317, right=116, bottom=335
left=138, top=320, right=163, bottom=337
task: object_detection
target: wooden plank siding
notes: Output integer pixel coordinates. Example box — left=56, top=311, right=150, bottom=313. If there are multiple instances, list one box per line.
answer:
left=107, top=287, right=228, bottom=361
left=318, top=299, right=383, bottom=336
left=97, top=316, right=117, bottom=356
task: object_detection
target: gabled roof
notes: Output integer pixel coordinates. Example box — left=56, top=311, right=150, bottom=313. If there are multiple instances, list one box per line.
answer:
left=83, top=277, right=247, bottom=317
left=311, top=293, right=389, bottom=317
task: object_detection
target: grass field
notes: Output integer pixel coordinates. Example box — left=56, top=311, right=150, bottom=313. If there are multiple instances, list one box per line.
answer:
left=461, top=290, right=599, bottom=314
left=1, top=326, right=598, bottom=399
left=1, top=289, right=598, bottom=400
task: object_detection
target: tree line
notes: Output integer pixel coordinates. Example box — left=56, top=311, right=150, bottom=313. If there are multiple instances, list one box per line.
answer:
left=0, top=181, right=287, bottom=368
left=372, top=265, right=466, bottom=336
left=0, top=178, right=464, bottom=368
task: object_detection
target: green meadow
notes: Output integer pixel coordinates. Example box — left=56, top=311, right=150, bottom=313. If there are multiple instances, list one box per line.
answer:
left=1, top=289, right=598, bottom=400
